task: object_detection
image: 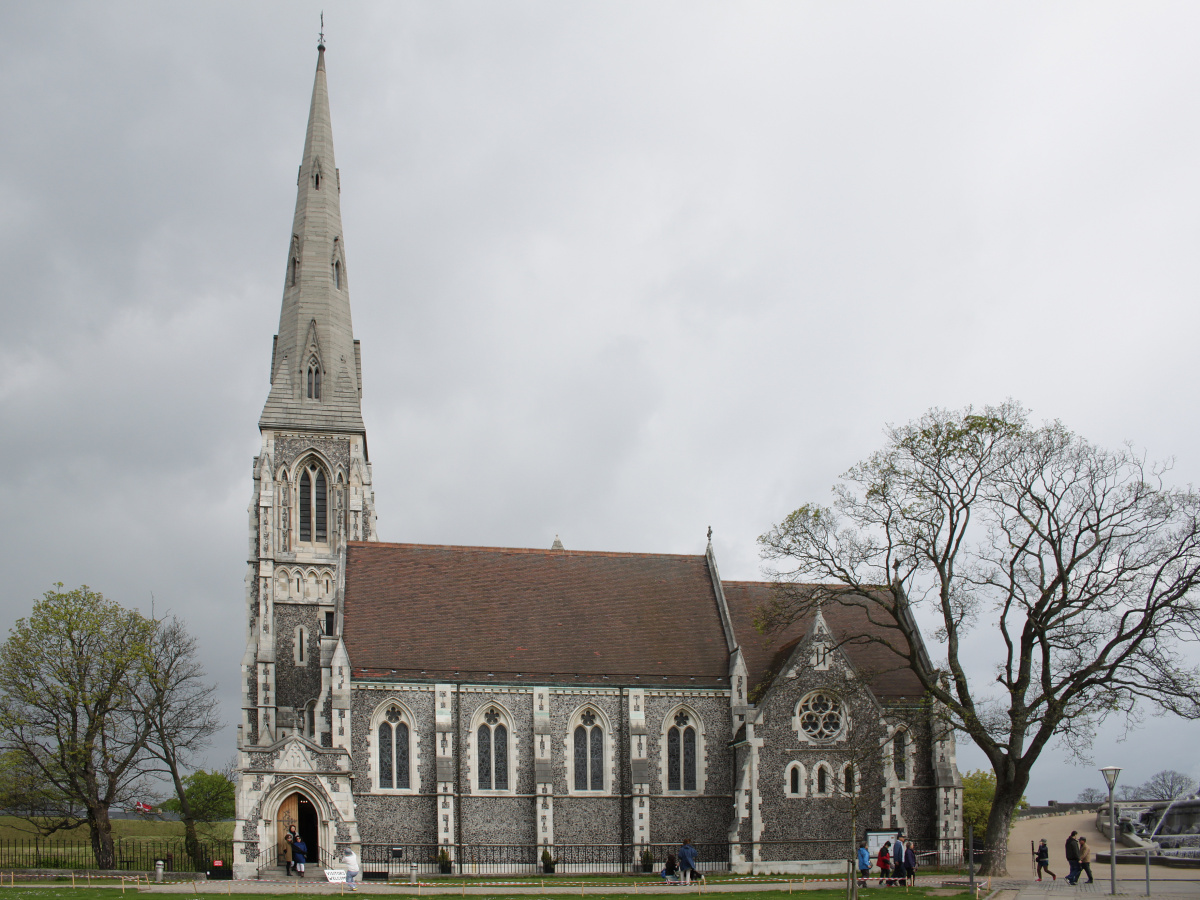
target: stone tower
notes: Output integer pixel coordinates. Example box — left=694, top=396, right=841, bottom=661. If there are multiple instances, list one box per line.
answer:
left=234, top=41, right=372, bottom=876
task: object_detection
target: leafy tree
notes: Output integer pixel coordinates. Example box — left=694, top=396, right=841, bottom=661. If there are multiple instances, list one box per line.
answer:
left=0, top=585, right=156, bottom=869
left=1140, top=770, right=1197, bottom=800
left=961, top=770, right=1027, bottom=838
left=160, top=769, right=234, bottom=834
left=134, top=616, right=221, bottom=868
left=758, top=404, right=1200, bottom=875
left=1077, top=787, right=1105, bottom=804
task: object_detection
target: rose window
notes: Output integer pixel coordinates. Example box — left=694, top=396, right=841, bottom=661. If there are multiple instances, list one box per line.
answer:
left=797, top=691, right=843, bottom=741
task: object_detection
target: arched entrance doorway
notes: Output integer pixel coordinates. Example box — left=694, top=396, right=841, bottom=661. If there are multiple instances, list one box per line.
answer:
left=276, top=791, right=320, bottom=869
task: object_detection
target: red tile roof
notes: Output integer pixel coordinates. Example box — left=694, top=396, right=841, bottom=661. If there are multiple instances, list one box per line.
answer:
left=721, top=581, right=926, bottom=700
left=343, top=541, right=731, bottom=683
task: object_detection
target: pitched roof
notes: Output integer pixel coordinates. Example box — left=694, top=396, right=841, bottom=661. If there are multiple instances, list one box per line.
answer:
left=722, top=581, right=926, bottom=701
left=342, top=541, right=731, bottom=684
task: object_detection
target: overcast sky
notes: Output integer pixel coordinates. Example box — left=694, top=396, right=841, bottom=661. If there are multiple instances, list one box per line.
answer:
left=1, top=2, right=1198, bottom=805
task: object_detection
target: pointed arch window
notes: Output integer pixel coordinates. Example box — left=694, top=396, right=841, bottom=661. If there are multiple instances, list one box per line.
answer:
left=297, top=463, right=328, bottom=544
left=290, top=256, right=299, bottom=286
left=377, top=705, right=411, bottom=790
left=893, top=728, right=908, bottom=782
left=843, top=763, right=857, bottom=794
left=314, top=171, right=321, bottom=190
left=333, top=259, right=341, bottom=290
left=306, top=360, right=322, bottom=400
left=476, top=708, right=509, bottom=791
left=572, top=709, right=605, bottom=791
left=785, top=762, right=806, bottom=798
left=666, top=711, right=698, bottom=792
left=817, top=766, right=828, bottom=794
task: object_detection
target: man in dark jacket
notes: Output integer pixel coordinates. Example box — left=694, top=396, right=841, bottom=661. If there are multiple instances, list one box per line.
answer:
left=1064, top=831, right=1081, bottom=885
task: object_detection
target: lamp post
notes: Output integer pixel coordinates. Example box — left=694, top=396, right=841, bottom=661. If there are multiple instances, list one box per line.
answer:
left=1100, top=765, right=1121, bottom=895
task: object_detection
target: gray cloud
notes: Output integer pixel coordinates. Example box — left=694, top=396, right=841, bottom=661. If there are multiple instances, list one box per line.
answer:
left=1, top=1, right=1197, bottom=803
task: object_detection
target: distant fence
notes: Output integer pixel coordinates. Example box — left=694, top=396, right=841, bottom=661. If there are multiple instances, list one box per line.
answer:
left=0, top=838, right=233, bottom=872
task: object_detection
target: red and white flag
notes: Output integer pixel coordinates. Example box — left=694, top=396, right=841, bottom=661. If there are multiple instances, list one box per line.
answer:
left=134, top=801, right=153, bottom=814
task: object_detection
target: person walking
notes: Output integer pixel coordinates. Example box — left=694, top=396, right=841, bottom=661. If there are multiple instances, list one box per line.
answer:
left=1035, top=839, right=1056, bottom=881
left=1078, top=838, right=1094, bottom=884
left=892, top=833, right=906, bottom=885
left=904, top=842, right=917, bottom=886
left=1064, top=831, right=1081, bottom=885
left=877, top=841, right=893, bottom=887
left=292, top=835, right=308, bottom=878
left=283, top=833, right=294, bottom=876
left=678, top=840, right=702, bottom=884
left=857, top=843, right=871, bottom=887
left=342, top=847, right=360, bottom=890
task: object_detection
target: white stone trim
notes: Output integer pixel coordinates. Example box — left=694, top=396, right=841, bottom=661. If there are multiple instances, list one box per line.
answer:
left=811, top=760, right=834, bottom=797
left=791, top=690, right=850, bottom=745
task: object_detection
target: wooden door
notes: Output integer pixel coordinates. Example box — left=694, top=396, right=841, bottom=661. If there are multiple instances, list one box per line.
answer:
left=276, top=794, right=299, bottom=861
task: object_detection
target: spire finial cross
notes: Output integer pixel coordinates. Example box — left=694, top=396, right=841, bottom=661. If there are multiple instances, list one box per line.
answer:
left=318, top=12, right=325, bottom=50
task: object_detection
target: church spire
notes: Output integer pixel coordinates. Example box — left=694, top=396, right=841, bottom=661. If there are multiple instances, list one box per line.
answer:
left=260, top=42, right=365, bottom=436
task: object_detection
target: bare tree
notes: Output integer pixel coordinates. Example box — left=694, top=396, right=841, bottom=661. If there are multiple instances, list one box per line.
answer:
left=1140, top=770, right=1197, bottom=800
left=135, top=615, right=221, bottom=869
left=758, top=404, right=1200, bottom=875
left=0, top=586, right=156, bottom=868
left=1076, top=788, right=1104, bottom=804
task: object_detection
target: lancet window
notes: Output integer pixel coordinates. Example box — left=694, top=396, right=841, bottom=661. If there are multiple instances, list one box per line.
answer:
left=572, top=709, right=605, bottom=791
left=666, top=710, right=698, bottom=792
left=297, top=462, right=328, bottom=544
left=377, top=705, right=411, bottom=790
left=476, top=707, right=509, bottom=791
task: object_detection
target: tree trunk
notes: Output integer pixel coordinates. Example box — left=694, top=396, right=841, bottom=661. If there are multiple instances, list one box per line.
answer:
left=183, top=817, right=201, bottom=871
left=88, top=806, right=116, bottom=870
left=979, top=771, right=1029, bottom=876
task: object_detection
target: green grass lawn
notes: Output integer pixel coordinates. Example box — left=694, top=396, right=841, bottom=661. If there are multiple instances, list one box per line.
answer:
left=0, top=818, right=234, bottom=843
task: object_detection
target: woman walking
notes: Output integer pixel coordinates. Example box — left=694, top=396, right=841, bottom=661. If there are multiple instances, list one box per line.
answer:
left=877, top=841, right=892, bottom=886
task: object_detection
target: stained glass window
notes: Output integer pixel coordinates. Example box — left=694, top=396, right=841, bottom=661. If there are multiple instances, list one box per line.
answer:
left=395, top=722, right=410, bottom=789
left=589, top=724, right=603, bottom=790
left=666, top=712, right=698, bottom=791
left=667, top=727, right=681, bottom=791
left=894, top=730, right=907, bottom=781
left=315, top=470, right=327, bottom=541
left=574, top=726, right=588, bottom=791
left=682, top=727, right=696, bottom=791
left=378, top=722, right=393, bottom=789
left=299, top=471, right=312, bottom=542
left=493, top=724, right=508, bottom=790
left=477, top=724, right=492, bottom=790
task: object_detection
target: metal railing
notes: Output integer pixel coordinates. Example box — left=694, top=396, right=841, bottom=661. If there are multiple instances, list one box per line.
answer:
left=358, top=842, right=732, bottom=877
left=0, top=837, right=232, bottom=872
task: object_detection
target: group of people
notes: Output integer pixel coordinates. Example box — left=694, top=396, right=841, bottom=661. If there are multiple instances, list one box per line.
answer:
left=858, top=833, right=918, bottom=887
left=281, top=827, right=308, bottom=878
left=660, top=840, right=706, bottom=884
left=1036, top=831, right=1094, bottom=885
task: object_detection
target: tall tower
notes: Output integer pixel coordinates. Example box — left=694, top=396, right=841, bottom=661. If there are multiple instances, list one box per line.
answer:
left=235, top=40, right=371, bottom=876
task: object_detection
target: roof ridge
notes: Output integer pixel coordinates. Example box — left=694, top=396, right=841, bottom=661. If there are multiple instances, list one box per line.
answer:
left=347, top=540, right=706, bottom=561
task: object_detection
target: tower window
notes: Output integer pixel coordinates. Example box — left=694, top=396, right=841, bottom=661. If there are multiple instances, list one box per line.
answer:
left=290, top=257, right=299, bottom=286
left=333, top=259, right=341, bottom=290
left=314, top=172, right=320, bottom=190
left=325, top=611, right=335, bottom=635
left=297, top=463, right=328, bottom=544
left=306, top=363, right=322, bottom=400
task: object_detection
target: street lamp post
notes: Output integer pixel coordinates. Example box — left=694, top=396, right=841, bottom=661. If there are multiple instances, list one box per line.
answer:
left=1100, top=766, right=1121, bottom=896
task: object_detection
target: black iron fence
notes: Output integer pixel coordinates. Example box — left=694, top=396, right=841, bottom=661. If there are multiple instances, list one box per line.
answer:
left=0, top=838, right=233, bottom=872
left=352, top=840, right=980, bottom=878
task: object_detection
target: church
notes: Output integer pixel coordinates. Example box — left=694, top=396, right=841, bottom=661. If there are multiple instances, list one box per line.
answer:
left=232, top=42, right=963, bottom=880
